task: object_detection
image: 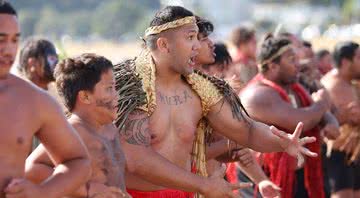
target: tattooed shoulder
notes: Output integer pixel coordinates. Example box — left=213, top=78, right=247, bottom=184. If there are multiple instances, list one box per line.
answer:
left=120, top=110, right=151, bottom=146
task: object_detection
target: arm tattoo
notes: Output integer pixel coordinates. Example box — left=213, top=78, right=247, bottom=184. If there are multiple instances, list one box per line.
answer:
left=120, top=110, right=151, bottom=146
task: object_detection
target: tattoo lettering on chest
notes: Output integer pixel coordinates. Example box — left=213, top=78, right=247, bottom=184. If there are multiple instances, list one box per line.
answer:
left=157, top=90, right=193, bottom=106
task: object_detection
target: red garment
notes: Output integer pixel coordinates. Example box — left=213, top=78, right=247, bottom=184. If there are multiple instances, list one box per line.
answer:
left=225, top=163, right=238, bottom=184
left=247, top=74, right=324, bottom=198
left=127, top=189, right=194, bottom=198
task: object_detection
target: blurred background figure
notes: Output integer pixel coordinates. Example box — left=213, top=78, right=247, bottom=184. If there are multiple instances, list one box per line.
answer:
left=225, top=25, right=258, bottom=90
left=316, top=49, right=334, bottom=76
left=18, top=38, right=58, bottom=90
left=201, top=42, right=232, bottom=78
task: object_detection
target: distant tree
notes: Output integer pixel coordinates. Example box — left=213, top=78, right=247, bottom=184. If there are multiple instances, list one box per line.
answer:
left=13, top=0, right=160, bottom=40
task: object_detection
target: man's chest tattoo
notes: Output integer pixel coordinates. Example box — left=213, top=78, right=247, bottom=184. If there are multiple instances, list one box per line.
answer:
left=157, top=90, right=193, bottom=106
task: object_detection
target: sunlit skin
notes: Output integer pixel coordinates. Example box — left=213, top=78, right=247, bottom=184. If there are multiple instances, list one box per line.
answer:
left=26, top=69, right=130, bottom=197
left=194, top=31, right=282, bottom=198
left=120, top=16, right=320, bottom=197
left=240, top=46, right=339, bottom=197
left=0, top=13, right=90, bottom=198
left=321, top=48, right=360, bottom=198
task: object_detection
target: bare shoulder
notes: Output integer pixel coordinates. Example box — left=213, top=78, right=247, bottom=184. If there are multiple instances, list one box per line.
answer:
left=68, top=118, right=92, bottom=140
left=10, top=74, right=60, bottom=111
left=321, top=72, right=353, bottom=97
left=240, top=83, right=280, bottom=107
left=321, top=71, right=344, bottom=90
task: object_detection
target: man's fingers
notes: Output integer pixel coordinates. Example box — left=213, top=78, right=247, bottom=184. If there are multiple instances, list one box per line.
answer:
left=238, top=158, right=253, bottom=167
left=270, top=126, right=289, bottom=140
left=340, top=136, right=354, bottom=152
left=243, top=161, right=253, bottom=167
left=239, top=153, right=252, bottom=161
left=299, top=136, right=316, bottom=145
left=263, top=190, right=278, bottom=198
left=344, top=139, right=355, bottom=155
left=230, top=182, right=253, bottom=190
left=232, top=149, right=249, bottom=159
left=293, top=122, right=304, bottom=140
left=239, top=155, right=253, bottom=165
left=351, top=145, right=360, bottom=162
left=300, top=146, right=318, bottom=157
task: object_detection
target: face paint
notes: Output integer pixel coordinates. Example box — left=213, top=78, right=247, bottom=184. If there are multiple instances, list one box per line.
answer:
left=95, top=98, right=114, bottom=111
left=42, top=45, right=58, bottom=82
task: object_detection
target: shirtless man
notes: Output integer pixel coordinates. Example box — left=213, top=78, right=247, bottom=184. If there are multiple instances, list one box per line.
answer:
left=317, top=49, right=333, bottom=75
left=18, top=38, right=58, bottom=90
left=321, top=41, right=360, bottom=198
left=200, top=42, right=231, bottom=78
left=115, top=6, right=318, bottom=198
left=193, top=16, right=280, bottom=198
left=0, top=2, right=90, bottom=198
left=25, top=53, right=130, bottom=198
left=225, top=25, right=258, bottom=91
left=240, top=34, right=339, bottom=198
left=17, top=38, right=59, bottom=149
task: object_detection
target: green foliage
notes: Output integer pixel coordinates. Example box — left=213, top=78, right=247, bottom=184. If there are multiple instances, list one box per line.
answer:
left=12, top=0, right=161, bottom=40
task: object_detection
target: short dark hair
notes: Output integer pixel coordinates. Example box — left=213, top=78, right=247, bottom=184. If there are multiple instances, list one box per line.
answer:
left=213, top=43, right=232, bottom=66
left=54, top=53, right=113, bottom=112
left=258, top=33, right=291, bottom=73
left=229, top=26, right=255, bottom=47
left=0, top=1, right=17, bottom=16
left=196, top=16, right=214, bottom=38
left=203, top=42, right=232, bottom=72
left=333, top=41, right=359, bottom=68
left=316, top=49, right=330, bottom=59
left=18, top=38, right=56, bottom=77
left=145, top=6, right=194, bottom=50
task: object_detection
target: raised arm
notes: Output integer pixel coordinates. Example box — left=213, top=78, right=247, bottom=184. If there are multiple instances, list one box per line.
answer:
left=206, top=139, right=281, bottom=198
left=206, top=88, right=318, bottom=156
left=240, top=86, right=330, bottom=132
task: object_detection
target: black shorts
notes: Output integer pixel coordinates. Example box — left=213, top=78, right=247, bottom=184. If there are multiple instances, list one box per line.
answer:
left=325, top=150, right=360, bottom=192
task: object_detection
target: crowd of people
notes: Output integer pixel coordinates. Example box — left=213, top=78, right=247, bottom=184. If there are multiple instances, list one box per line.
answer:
left=0, top=1, right=359, bottom=198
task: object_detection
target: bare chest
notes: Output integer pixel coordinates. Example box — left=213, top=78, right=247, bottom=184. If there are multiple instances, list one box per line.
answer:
left=0, top=94, right=36, bottom=157
left=87, top=134, right=125, bottom=186
left=149, top=88, right=203, bottom=144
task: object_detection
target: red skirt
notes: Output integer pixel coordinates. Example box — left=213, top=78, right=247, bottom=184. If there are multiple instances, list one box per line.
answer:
left=127, top=189, right=194, bottom=198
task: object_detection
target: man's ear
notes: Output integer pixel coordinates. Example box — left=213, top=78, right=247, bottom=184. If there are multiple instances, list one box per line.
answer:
left=78, top=90, right=92, bottom=105
left=268, top=62, right=280, bottom=73
left=156, top=37, right=170, bottom=53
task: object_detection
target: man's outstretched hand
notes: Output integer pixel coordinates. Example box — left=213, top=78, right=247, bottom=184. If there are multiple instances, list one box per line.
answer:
left=270, top=122, right=318, bottom=165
